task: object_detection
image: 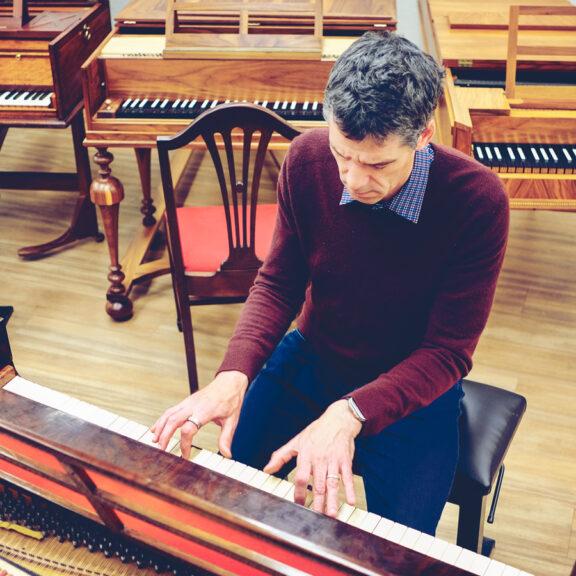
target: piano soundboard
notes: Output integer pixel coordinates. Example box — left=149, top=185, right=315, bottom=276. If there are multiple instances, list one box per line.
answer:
left=0, top=374, right=533, bottom=576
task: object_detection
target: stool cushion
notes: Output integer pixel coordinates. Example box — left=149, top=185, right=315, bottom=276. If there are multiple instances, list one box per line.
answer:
left=177, top=204, right=278, bottom=272
left=455, top=379, right=526, bottom=494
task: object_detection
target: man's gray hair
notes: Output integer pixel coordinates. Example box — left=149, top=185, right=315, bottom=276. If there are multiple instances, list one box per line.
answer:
left=323, top=31, right=445, bottom=148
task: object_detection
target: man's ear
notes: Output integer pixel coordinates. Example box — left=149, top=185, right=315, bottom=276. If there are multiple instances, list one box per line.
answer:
left=415, top=120, right=435, bottom=150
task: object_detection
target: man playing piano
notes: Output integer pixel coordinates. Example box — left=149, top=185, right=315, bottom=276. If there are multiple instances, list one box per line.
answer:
left=152, top=31, right=509, bottom=536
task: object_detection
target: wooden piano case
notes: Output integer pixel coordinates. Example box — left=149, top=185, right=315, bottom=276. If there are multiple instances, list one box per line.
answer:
left=0, top=368, right=469, bottom=576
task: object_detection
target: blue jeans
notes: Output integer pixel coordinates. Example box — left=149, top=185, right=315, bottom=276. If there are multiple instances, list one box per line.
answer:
left=231, top=330, right=463, bottom=535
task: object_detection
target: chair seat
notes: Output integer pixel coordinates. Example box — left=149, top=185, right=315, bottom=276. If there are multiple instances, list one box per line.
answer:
left=177, top=204, right=278, bottom=272
left=454, top=380, right=527, bottom=495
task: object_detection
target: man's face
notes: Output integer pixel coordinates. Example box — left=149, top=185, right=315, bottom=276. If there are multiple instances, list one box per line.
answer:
left=328, top=120, right=434, bottom=205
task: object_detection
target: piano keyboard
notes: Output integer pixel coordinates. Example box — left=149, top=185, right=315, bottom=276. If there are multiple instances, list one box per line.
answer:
left=472, top=142, right=576, bottom=174
left=2, top=375, right=533, bottom=576
left=0, top=90, right=53, bottom=108
left=115, top=97, right=324, bottom=122
left=0, top=556, right=38, bottom=576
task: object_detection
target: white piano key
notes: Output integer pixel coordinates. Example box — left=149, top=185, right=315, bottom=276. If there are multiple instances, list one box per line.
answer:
left=260, top=475, right=282, bottom=493
left=336, top=503, right=355, bottom=522
left=539, top=147, right=549, bottom=162
left=200, top=99, right=209, bottom=108
left=139, top=429, right=160, bottom=447
left=412, top=532, right=436, bottom=555
left=172, top=98, right=181, bottom=108
left=372, top=517, right=394, bottom=539
left=160, top=98, right=170, bottom=108
left=484, top=559, right=507, bottom=576
left=166, top=435, right=180, bottom=453
left=261, top=100, right=268, bottom=107
left=501, top=567, right=521, bottom=576
left=530, top=147, right=540, bottom=162
left=189, top=99, right=197, bottom=108
left=226, top=461, right=247, bottom=480
left=130, top=98, right=140, bottom=108
left=485, top=146, right=493, bottom=161
left=283, top=484, right=295, bottom=501
left=399, top=527, right=421, bottom=550
left=210, top=99, right=218, bottom=108
left=562, top=148, right=572, bottom=162
left=476, top=147, right=484, bottom=160
left=121, top=98, right=132, bottom=108
left=108, top=416, right=131, bottom=433
left=358, top=511, right=381, bottom=533
left=426, top=538, right=449, bottom=560
left=282, top=100, right=288, bottom=110
left=273, top=100, right=280, bottom=109
left=346, top=508, right=367, bottom=527
left=517, top=147, right=526, bottom=161
left=548, top=147, right=558, bottom=162
left=385, top=523, right=408, bottom=544
left=290, top=101, right=297, bottom=110
left=455, top=548, right=491, bottom=575
left=214, top=457, right=236, bottom=475
left=247, top=470, right=270, bottom=488
left=493, top=146, right=502, bottom=161
left=303, top=100, right=309, bottom=110
left=192, top=449, right=214, bottom=466
left=117, top=420, right=149, bottom=440
left=312, top=101, right=318, bottom=110
left=139, top=98, right=148, bottom=108
left=203, top=452, right=224, bottom=470
left=151, top=98, right=160, bottom=108
left=507, top=146, right=516, bottom=161
left=236, top=465, right=259, bottom=484
left=271, top=479, right=293, bottom=499
left=440, top=542, right=463, bottom=566
left=181, top=99, right=189, bottom=107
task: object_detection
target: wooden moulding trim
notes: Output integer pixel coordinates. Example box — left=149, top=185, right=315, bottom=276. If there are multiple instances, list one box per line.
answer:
left=87, top=469, right=351, bottom=576
left=0, top=457, right=94, bottom=513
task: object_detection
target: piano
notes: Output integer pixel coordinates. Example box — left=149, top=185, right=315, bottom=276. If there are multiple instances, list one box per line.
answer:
left=419, top=0, right=576, bottom=211
left=0, top=321, right=533, bottom=574
left=81, top=0, right=391, bottom=321
left=0, top=0, right=111, bottom=257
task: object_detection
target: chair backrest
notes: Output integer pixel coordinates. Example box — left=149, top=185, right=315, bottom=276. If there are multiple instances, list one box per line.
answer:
left=157, top=103, right=301, bottom=301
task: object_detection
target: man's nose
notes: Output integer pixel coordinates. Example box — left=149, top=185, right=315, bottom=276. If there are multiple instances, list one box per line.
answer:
left=343, top=162, right=370, bottom=191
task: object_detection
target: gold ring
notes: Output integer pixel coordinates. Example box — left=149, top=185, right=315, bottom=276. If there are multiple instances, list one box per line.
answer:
left=186, top=415, right=202, bottom=429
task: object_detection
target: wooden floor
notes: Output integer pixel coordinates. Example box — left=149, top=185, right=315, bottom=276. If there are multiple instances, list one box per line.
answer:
left=0, top=124, right=575, bottom=576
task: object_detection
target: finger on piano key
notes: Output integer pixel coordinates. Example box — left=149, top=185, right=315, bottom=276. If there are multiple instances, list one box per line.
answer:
left=139, top=429, right=161, bottom=447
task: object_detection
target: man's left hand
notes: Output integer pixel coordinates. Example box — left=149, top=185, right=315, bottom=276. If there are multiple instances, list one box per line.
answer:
left=263, top=399, right=362, bottom=517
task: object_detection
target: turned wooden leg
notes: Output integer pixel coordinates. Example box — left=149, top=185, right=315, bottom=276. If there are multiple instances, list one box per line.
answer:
left=135, top=148, right=156, bottom=227
left=90, top=148, right=133, bottom=321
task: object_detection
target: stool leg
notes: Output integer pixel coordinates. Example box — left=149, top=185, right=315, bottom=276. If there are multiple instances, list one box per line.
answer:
left=456, top=491, right=486, bottom=554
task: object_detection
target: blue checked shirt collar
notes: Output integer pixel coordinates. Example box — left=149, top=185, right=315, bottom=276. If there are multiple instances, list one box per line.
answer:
left=339, top=144, right=434, bottom=224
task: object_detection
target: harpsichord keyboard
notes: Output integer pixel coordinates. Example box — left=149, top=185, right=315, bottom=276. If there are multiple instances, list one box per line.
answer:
left=1, top=375, right=533, bottom=576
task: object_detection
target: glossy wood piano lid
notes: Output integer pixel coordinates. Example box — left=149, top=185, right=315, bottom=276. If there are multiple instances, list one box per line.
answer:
left=0, top=389, right=471, bottom=575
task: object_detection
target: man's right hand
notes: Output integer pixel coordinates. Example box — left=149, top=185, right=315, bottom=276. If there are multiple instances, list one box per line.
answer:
left=150, top=370, right=249, bottom=459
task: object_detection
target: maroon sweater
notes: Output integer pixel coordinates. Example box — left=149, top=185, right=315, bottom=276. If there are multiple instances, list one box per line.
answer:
left=219, top=129, right=509, bottom=436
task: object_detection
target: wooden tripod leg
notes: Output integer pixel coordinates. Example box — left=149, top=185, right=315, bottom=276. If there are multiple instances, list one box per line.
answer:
left=90, top=147, right=133, bottom=321
left=17, top=112, right=104, bottom=259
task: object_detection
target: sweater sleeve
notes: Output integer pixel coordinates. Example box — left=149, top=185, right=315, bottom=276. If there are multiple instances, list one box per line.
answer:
left=217, top=148, right=309, bottom=381
left=350, top=180, right=510, bottom=436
